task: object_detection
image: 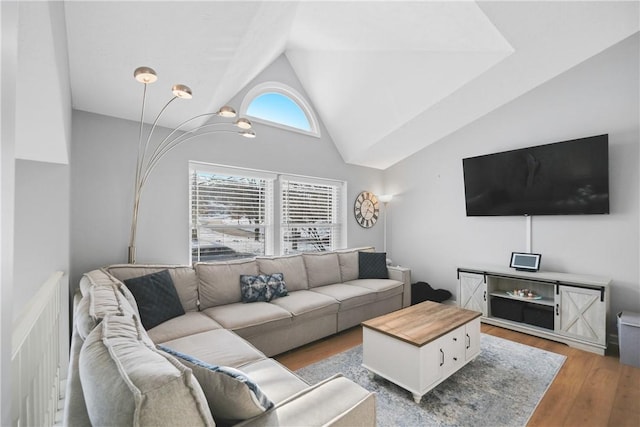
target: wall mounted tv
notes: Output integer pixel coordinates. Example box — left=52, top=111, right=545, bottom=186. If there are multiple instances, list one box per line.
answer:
left=463, top=134, right=609, bottom=216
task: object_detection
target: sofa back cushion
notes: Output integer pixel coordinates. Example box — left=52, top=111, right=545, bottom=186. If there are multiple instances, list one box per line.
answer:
left=79, top=314, right=214, bottom=427
left=303, top=253, right=341, bottom=288
left=107, top=265, right=199, bottom=312
left=196, top=259, right=259, bottom=309
left=256, top=255, right=308, bottom=291
left=337, top=247, right=374, bottom=282
left=75, top=269, right=140, bottom=340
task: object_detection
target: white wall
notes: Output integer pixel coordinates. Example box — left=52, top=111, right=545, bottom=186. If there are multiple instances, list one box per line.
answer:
left=384, top=34, right=639, bottom=334
left=70, top=55, right=385, bottom=289
left=0, top=2, right=18, bottom=424
left=14, top=160, right=69, bottom=318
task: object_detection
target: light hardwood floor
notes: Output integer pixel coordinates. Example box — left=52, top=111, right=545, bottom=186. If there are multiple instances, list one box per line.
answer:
left=275, top=324, right=640, bottom=427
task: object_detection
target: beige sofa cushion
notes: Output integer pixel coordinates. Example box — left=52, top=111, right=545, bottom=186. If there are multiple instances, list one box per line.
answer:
left=161, top=328, right=266, bottom=369
left=148, top=311, right=223, bottom=344
left=269, top=290, right=339, bottom=322
left=75, top=281, right=137, bottom=340
left=196, top=259, right=259, bottom=309
left=343, top=278, right=404, bottom=301
left=256, top=255, right=308, bottom=291
left=235, top=374, right=375, bottom=427
left=336, top=247, right=374, bottom=282
left=311, top=284, right=376, bottom=311
left=239, top=359, right=309, bottom=405
left=79, top=314, right=214, bottom=427
left=203, top=302, right=292, bottom=338
left=80, top=269, right=121, bottom=295
left=303, top=253, right=342, bottom=288
left=107, top=264, right=199, bottom=312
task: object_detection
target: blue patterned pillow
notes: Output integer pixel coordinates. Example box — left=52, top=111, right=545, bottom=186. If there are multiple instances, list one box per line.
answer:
left=240, top=273, right=288, bottom=303
left=123, top=270, right=185, bottom=329
left=158, top=345, right=274, bottom=421
left=266, top=273, right=288, bottom=300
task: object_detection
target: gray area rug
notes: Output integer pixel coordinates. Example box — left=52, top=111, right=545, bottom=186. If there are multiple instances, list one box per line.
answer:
left=296, top=334, right=565, bottom=427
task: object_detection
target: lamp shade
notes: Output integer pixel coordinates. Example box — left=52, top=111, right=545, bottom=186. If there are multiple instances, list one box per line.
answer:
left=234, top=118, right=252, bottom=130
left=134, top=66, right=158, bottom=84
left=217, top=105, right=237, bottom=117
left=172, top=84, right=193, bottom=99
left=379, top=194, right=393, bottom=203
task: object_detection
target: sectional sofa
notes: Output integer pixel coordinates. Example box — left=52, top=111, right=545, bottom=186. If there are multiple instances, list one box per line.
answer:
left=64, top=248, right=411, bottom=426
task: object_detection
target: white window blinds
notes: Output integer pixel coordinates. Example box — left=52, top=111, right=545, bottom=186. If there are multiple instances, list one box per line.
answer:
left=280, top=177, right=345, bottom=254
left=190, top=165, right=274, bottom=262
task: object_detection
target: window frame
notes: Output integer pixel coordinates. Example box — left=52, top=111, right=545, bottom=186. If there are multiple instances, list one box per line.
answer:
left=279, top=174, right=347, bottom=255
left=189, top=162, right=346, bottom=262
left=240, top=81, right=321, bottom=138
left=189, top=162, right=276, bottom=263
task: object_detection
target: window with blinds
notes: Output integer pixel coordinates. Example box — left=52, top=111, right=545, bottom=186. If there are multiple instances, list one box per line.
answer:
left=190, top=163, right=345, bottom=261
left=280, top=177, right=344, bottom=254
left=190, top=166, right=274, bottom=263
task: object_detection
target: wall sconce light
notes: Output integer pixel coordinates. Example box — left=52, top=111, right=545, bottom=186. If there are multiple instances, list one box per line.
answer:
left=128, top=66, right=256, bottom=263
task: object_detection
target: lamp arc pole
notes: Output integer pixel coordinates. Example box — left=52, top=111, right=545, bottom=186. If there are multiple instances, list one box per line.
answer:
left=128, top=66, right=256, bottom=264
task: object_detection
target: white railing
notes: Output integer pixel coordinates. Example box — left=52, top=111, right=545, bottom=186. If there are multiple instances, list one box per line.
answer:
left=11, top=271, right=65, bottom=427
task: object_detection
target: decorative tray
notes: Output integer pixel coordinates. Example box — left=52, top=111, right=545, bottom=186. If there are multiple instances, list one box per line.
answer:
left=506, top=290, right=542, bottom=300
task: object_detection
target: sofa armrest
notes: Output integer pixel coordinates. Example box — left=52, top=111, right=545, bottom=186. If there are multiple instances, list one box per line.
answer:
left=236, top=374, right=375, bottom=427
left=388, top=265, right=411, bottom=307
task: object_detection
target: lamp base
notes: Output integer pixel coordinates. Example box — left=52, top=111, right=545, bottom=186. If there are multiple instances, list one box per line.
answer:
left=128, top=246, right=136, bottom=264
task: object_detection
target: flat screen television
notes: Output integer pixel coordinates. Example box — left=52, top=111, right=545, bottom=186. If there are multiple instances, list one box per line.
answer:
left=463, top=134, right=609, bottom=216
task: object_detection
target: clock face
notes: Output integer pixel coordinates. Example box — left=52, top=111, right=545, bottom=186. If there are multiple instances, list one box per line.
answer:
left=354, top=191, right=379, bottom=228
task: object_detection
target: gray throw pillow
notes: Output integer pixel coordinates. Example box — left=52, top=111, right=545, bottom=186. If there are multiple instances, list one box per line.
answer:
left=124, top=270, right=185, bottom=329
left=158, top=345, right=274, bottom=421
left=358, top=252, right=389, bottom=279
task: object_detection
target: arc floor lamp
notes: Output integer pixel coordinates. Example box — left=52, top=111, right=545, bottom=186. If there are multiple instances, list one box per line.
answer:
left=128, top=66, right=256, bottom=264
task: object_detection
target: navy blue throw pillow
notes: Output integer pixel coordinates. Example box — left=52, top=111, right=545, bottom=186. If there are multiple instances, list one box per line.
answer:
left=123, top=270, right=185, bottom=330
left=358, top=252, right=389, bottom=279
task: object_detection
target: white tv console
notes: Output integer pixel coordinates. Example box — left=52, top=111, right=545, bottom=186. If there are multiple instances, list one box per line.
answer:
left=457, top=266, right=611, bottom=355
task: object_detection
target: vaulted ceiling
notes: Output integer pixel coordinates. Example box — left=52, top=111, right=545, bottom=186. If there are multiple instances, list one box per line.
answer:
left=17, top=1, right=640, bottom=169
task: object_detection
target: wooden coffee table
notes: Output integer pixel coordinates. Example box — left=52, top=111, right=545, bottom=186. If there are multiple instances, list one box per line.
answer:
left=361, top=301, right=481, bottom=403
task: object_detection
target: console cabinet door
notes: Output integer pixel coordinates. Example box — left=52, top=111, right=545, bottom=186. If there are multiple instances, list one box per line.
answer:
left=459, top=272, right=487, bottom=316
left=555, top=286, right=606, bottom=345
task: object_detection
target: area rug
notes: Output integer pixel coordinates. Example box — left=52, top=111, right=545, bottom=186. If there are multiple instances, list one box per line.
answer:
left=296, top=334, right=565, bottom=427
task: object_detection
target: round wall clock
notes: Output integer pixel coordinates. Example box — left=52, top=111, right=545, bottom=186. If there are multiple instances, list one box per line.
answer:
left=354, top=191, right=379, bottom=228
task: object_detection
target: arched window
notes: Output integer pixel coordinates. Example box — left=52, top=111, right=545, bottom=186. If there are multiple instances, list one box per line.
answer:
left=241, top=82, right=320, bottom=137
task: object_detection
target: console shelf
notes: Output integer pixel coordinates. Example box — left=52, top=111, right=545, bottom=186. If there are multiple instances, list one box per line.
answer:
left=458, top=266, right=611, bottom=355
left=489, top=291, right=555, bottom=307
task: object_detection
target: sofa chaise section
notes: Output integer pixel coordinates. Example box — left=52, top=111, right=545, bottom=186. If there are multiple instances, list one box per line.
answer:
left=67, top=265, right=378, bottom=427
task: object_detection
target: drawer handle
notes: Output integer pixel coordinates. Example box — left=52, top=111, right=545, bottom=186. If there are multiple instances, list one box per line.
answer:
left=453, top=337, right=457, bottom=342
left=440, top=349, right=444, bottom=366
left=556, top=304, right=559, bottom=316
left=466, top=333, right=470, bottom=349
left=453, top=357, right=458, bottom=361
left=483, top=290, right=487, bottom=301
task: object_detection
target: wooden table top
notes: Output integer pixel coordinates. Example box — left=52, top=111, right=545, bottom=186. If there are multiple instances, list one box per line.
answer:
left=361, top=301, right=482, bottom=347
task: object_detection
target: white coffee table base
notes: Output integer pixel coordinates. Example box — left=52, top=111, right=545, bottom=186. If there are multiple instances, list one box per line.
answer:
left=362, top=316, right=480, bottom=403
